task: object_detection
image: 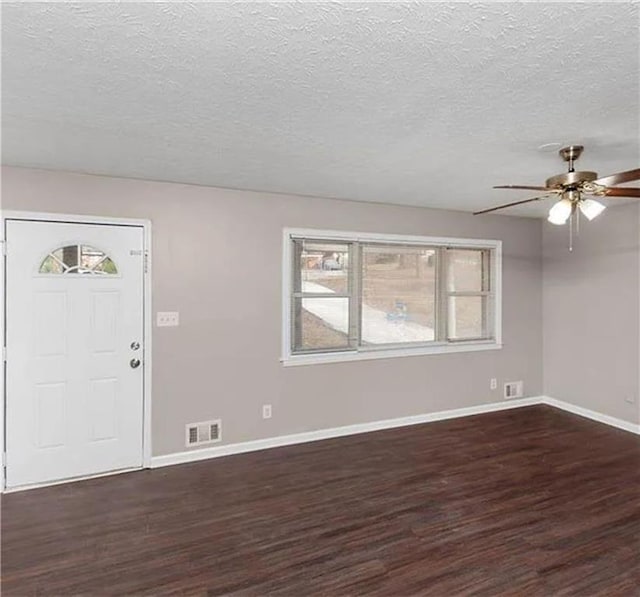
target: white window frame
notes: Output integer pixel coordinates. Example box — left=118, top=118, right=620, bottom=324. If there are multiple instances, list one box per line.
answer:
left=282, top=228, right=502, bottom=367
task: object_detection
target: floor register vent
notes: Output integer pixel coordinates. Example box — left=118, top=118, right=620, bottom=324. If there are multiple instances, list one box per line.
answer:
left=185, top=419, right=221, bottom=447
left=504, top=381, right=524, bottom=400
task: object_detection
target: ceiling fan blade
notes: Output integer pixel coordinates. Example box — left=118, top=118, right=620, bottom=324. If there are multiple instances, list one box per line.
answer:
left=604, top=187, right=640, bottom=197
left=493, top=185, right=553, bottom=192
left=594, top=168, right=640, bottom=187
left=474, top=194, right=555, bottom=215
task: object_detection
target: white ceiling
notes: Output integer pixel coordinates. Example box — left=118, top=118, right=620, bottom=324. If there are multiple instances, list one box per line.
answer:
left=2, top=2, right=639, bottom=216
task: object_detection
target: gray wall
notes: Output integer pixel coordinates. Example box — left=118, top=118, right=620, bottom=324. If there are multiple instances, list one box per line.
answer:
left=2, top=166, right=543, bottom=456
left=543, top=201, right=640, bottom=424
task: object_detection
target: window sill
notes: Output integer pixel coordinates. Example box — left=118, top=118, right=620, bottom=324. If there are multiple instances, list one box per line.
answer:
left=281, top=341, right=502, bottom=367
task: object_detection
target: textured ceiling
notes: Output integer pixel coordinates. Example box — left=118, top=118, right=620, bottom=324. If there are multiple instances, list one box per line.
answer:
left=2, top=2, right=639, bottom=216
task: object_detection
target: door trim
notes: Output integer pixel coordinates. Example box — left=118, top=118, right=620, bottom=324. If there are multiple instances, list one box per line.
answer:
left=0, top=210, right=153, bottom=492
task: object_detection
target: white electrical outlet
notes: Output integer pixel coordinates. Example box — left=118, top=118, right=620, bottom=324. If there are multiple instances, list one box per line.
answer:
left=490, top=378, right=497, bottom=390
left=263, top=404, right=272, bottom=419
left=157, top=311, right=179, bottom=327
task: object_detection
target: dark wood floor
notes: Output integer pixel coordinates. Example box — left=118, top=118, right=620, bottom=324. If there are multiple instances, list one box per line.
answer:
left=2, top=405, right=639, bottom=596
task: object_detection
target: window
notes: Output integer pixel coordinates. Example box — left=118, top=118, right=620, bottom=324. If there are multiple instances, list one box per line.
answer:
left=292, top=240, right=353, bottom=352
left=283, top=229, right=501, bottom=365
left=361, top=244, right=436, bottom=346
left=445, top=249, right=492, bottom=341
left=39, top=245, right=118, bottom=275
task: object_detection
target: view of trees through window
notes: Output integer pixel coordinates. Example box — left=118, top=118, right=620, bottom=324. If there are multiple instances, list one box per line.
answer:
left=291, top=237, right=494, bottom=354
left=361, top=246, right=436, bottom=345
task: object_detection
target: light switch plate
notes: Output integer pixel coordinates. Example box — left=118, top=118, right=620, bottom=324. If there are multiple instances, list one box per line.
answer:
left=157, top=311, right=179, bottom=327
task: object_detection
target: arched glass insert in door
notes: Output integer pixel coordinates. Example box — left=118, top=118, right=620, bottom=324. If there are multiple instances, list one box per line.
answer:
left=39, top=245, right=118, bottom=275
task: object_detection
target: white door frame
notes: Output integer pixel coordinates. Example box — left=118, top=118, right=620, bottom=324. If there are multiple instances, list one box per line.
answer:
left=0, top=211, right=153, bottom=492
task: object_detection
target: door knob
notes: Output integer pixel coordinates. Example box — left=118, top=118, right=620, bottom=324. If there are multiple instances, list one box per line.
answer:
left=130, top=358, right=141, bottom=369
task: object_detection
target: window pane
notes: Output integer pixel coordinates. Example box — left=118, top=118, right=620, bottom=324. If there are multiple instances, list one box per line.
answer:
left=52, top=246, right=78, bottom=269
left=293, top=297, right=350, bottom=351
left=361, top=245, right=435, bottom=345
left=295, top=240, right=350, bottom=294
left=448, top=296, right=489, bottom=340
left=39, top=255, right=65, bottom=274
left=81, top=246, right=107, bottom=269
left=447, top=249, right=487, bottom=292
left=92, top=257, right=118, bottom=274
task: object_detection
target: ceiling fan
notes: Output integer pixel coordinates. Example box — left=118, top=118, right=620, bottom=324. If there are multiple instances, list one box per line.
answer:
left=474, top=145, right=640, bottom=226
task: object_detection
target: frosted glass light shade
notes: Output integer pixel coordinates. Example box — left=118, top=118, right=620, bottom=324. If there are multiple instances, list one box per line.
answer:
left=579, top=198, right=606, bottom=221
left=548, top=199, right=573, bottom=225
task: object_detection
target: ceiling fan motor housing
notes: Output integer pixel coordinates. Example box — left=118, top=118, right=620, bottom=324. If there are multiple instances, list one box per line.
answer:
left=545, top=170, right=598, bottom=189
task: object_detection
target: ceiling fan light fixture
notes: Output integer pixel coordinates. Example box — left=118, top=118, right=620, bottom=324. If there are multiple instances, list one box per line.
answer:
left=475, top=146, right=640, bottom=222
left=578, top=198, right=606, bottom=221
left=548, top=198, right=573, bottom=225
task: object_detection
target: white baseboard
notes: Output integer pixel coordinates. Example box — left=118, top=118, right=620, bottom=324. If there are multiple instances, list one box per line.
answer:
left=540, top=396, right=640, bottom=435
left=150, top=396, right=542, bottom=468
left=4, top=396, right=636, bottom=491
left=152, top=396, right=639, bottom=469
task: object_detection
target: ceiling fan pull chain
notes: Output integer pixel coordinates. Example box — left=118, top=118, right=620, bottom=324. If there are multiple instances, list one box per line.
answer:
left=569, top=212, right=574, bottom=252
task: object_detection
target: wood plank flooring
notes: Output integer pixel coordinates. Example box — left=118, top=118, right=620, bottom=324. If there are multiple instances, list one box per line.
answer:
left=2, top=405, right=639, bottom=596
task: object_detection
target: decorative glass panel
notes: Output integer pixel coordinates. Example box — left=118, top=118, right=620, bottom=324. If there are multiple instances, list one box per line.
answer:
left=361, top=245, right=436, bottom=345
left=39, top=255, right=65, bottom=274
left=51, top=247, right=72, bottom=267
left=39, top=245, right=118, bottom=275
left=80, top=246, right=107, bottom=270
left=92, top=257, right=118, bottom=274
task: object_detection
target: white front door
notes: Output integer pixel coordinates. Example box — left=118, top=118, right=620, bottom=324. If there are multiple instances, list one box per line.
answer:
left=5, top=219, right=146, bottom=488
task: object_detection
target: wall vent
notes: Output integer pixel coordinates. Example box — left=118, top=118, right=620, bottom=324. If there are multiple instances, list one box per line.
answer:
left=185, top=419, right=221, bottom=447
left=504, top=381, right=524, bottom=400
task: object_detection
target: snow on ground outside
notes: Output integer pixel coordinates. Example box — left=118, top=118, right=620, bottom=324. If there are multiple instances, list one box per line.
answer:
left=302, top=281, right=434, bottom=344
